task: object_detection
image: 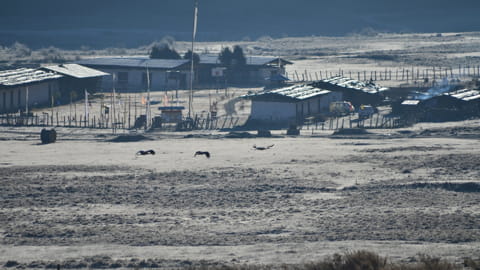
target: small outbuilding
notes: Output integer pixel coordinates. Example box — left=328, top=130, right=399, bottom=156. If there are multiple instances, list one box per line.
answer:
left=197, top=55, right=292, bottom=87
left=41, top=63, right=109, bottom=102
left=244, top=84, right=342, bottom=125
left=394, top=88, right=480, bottom=121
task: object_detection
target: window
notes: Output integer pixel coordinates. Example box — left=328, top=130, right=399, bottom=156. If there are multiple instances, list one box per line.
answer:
left=2, top=92, right=5, bottom=110
left=10, top=91, right=14, bottom=107
left=18, top=90, right=21, bottom=106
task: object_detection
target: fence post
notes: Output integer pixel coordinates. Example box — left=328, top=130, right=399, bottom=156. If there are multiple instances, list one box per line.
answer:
left=221, top=117, right=227, bottom=129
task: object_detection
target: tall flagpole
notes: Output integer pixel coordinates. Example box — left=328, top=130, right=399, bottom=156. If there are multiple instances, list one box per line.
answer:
left=188, top=0, right=198, bottom=119
left=145, top=66, right=151, bottom=130
left=112, top=74, right=116, bottom=134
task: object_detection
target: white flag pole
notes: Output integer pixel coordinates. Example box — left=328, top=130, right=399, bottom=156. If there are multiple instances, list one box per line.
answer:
left=188, top=0, right=199, bottom=119
left=84, top=89, right=89, bottom=120
left=145, top=66, right=151, bottom=130
left=112, top=73, right=116, bottom=134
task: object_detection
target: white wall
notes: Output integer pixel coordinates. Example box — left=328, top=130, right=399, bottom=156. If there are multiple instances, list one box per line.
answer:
left=249, top=92, right=343, bottom=122
left=0, top=81, right=58, bottom=113
left=96, top=68, right=192, bottom=92
left=250, top=101, right=296, bottom=121
left=296, top=92, right=343, bottom=117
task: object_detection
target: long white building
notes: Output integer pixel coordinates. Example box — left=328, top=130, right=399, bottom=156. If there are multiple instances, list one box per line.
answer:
left=245, top=84, right=342, bottom=124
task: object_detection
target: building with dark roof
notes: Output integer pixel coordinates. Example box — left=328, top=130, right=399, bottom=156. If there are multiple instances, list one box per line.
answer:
left=394, top=88, right=480, bottom=121
left=243, top=84, right=342, bottom=125
left=77, top=58, right=191, bottom=92
left=197, top=54, right=292, bottom=87
left=76, top=55, right=293, bottom=91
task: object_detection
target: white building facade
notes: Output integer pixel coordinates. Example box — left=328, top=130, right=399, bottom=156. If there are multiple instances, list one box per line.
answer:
left=0, top=68, right=62, bottom=113
left=77, top=58, right=192, bottom=92
left=247, top=84, right=342, bottom=123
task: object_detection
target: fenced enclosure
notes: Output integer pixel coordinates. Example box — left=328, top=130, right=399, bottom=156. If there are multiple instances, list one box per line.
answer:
left=287, top=64, right=480, bottom=85
left=0, top=112, right=241, bottom=132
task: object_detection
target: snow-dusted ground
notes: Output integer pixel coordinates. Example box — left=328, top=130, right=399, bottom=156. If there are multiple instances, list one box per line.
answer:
left=1, top=32, right=480, bottom=268
left=0, top=120, right=479, bottom=268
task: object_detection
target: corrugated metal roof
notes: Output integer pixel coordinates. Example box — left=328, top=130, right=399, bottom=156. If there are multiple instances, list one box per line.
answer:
left=245, top=84, right=331, bottom=101
left=0, top=68, right=63, bottom=87
left=43, top=64, right=109, bottom=79
left=200, top=54, right=292, bottom=66
left=401, top=100, right=421, bottom=106
left=76, top=58, right=189, bottom=69
left=199, top=55, right=222, bottom=65
left=444, top=88, right=480, bottom=101
left=320, top=76, right=389, bottom=94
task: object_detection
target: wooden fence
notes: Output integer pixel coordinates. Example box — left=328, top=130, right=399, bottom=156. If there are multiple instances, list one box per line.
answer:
left=0, top=112, right=241, bottom=131
left=287, top=65, right=480, bottom=84
left=299, top=114, right=404, bottom=131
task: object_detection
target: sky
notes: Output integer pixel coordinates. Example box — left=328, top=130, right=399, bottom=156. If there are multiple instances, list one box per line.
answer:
left=1, top=0, right=479, bottom=48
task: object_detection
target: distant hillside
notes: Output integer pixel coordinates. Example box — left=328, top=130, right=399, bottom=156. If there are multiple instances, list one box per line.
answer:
left=0, top=0, right=479, bottom=49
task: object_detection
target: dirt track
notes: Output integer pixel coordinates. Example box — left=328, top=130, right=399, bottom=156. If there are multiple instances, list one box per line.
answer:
left=1, top=124, right=479, bottom=268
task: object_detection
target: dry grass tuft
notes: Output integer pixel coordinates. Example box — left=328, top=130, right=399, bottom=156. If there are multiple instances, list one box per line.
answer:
left=183, top=251, right=462, bottom=270
left=1, top=251, right=468, bottom=269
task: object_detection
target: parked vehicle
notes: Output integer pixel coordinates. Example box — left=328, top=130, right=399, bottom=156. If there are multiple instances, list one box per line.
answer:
left=358, top=105, right=376, bottom=119
left=329, top=101, right=355, bottom=116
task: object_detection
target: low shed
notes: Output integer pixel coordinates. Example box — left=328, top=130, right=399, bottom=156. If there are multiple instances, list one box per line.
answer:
left=311, top=76, right=388, bottom=107
left=394, top=88, right=480, bottom=121
left=41, top=64, right=109, bottom=102
left=245, top=84, right=342, bottom=124
left=0, top=68, right=62, bottom=113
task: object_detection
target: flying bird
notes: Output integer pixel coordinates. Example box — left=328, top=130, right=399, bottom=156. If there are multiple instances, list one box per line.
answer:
left=253, top=144, right=274, bottom=150
left=194, top=151, right=211, bottom=158
left=136, top=149, right=156, bottom=156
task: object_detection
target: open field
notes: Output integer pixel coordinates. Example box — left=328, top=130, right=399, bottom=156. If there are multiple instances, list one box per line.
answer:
left=1, top=32, right=480, bottom=269
left=0, top=120, right=479, bottom=268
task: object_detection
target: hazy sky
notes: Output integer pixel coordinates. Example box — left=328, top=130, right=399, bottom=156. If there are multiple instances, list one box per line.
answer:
left=1, top=0, right=479, bottom=48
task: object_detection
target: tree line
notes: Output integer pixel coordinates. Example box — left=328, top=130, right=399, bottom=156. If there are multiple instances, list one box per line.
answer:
left=149, top=43, right=246, bottom=68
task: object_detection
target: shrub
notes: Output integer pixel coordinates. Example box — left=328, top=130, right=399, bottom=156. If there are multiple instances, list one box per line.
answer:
left=149, top=37, right=181, bottom=59
left=10, top=42, right=31, bottom=58
left=39, top=46, right=65, bottom=62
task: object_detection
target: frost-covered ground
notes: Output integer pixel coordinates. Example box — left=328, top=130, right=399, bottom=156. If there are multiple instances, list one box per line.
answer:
left=0, top=120, right=479, bottom=268
left=1, top=32, right=480, bottom=269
